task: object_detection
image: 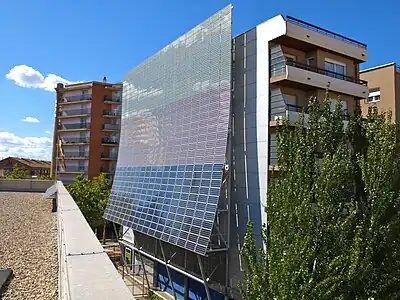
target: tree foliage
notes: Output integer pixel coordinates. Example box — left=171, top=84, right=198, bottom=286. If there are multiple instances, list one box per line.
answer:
left=241, top=93, right=400, bottom=299
left=6, top=164, right=28, bottom=179
left=67, top=173, right=112, bottom=227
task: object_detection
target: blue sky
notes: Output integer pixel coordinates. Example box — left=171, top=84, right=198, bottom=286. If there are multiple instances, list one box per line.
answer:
left=0, top=0, right=398, bottom=159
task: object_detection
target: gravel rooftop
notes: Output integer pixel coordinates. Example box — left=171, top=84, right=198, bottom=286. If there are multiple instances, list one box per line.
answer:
left=0, top=192, right=58, bottom=300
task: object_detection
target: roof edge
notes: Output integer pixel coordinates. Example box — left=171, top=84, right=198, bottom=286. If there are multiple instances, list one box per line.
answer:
left=360, top=62, right=396, bottom=73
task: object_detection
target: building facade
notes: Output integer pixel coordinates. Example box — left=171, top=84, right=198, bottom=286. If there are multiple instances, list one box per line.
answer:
left=0, top=157, right=51, bottom=177
left=50, top=81, right=122, bottom=184
left=104, top=6, right=368, bottom=300
left=359, top=62, right=400, bottom=122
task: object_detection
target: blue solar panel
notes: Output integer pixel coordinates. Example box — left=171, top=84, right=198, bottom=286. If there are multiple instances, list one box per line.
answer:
left=104, top=5, right=232, bottom=256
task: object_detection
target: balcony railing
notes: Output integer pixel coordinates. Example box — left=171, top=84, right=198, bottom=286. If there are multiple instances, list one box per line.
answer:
left=270, top=88, right=350, bottom=122
left=103, top=110, right=121, bottom=116
left=104, top=95, right=121, bottom=103
left=102, top=124, right=119, bottom=131
left=101, top=137, right=118, bottom=145
left=281, top=60, right=368, bottom=86
left=57, top=166, right=88, bottom=172
left=63, top=137, right=89, bottom=144
left=63, top=94, right=92, bottom=102
left=286, top=16, right=367, bottom=49
left=59, top=108, right=91, bottom=117
left=287, top=104, right=350, bottom=120
left=63, top=152, right=89, bottom=158
left=58, top=123, right=90, bottom=130
left=100, top=166, right=116, bottom=173
left=101, top=153, right=118, bottom=159
left=271, top=103, right=350, bottom=121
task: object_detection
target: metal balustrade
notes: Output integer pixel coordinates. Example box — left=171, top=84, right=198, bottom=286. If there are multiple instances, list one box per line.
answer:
left=286, top=60, right=368, bottom=85
left=101, top=153, right=118, bottom=159
left=63, top=152, right=89, bottom=158
left=63, top=137, right=89, bottom=144
left=58, top=123, right=90, bottom=130
left=101, top=137, right=118, bottom=145
left=286, top=16, right=367, bottom=49
left=103, top=110, right=121, bottom=116
left=102, top=124, right=119, bottom=130
left=104, top=95, right=121, bottom=103
left=57, top=166, right=88, bottom=172
left=59, top=108, right=91, bottom=116
left=100, top=166, right=116, bottom=173
left=63, top=94, right=92, bottom=102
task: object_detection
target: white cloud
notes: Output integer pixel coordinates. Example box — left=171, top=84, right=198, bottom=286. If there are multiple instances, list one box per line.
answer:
left=45, top=130, right=52, bottom=135
left=6, top=65, right=76, bottom=92
left=22, top=117, right=40, bottom=123
left=0, top=132, right=52, bottom=160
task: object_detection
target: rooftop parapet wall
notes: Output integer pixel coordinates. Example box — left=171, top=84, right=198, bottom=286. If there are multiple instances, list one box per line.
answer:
left=45, top=181, right=134, bottom=300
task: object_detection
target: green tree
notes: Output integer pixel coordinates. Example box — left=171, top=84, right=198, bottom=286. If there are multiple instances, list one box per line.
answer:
left=241, top=94, right=400, bottom=299
left=67, top=173, right=112, bottom=242
left=6, top=163, right=28, bottom=179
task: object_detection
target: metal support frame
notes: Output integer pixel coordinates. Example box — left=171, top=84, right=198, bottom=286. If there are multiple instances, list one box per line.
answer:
left=112, top=223, right=150, bottom=297
left=224, top=43, right=234, bottom=298
left=158, top=240, right=177, bottom=300
left=197, top=254, right=212, bottom=300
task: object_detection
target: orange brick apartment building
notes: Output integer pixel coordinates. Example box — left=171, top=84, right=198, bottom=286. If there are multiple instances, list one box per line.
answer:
left=50, top=79, right=121, bottom=183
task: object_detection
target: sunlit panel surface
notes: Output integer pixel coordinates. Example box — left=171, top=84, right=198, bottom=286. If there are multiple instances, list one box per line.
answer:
left=104, top=5, right=232, bottom=256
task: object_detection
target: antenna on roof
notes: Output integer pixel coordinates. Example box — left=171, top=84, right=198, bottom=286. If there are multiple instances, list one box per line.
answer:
left=103, top=76, right=107, bottom=83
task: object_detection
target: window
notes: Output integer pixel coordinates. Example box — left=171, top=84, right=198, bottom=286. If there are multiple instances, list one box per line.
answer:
left=307, top=57, right=316, bottom=67
left=329, top=99, right=347, bottom=112
left=368, top=106, right=378, bottom=114
left=283, top=94, right=296, bottom=106
left=325, top=59, right=346, bottom=79
left=285, top=54, right=296, bottom=62
left=366, top=90, right=381, bottom=102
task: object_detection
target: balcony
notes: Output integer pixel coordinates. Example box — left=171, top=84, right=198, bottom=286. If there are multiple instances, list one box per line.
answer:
left=270, top=133, right=278, bottom=166
left=103, top=109, right=121, bottom=117
left=101, top=137, right=118, bottom=146
left=62, top=94, right=92, bottom=104
left=104, top=95, right=121, bottom=103
left=62, top=137, right=89, bottom=144
left=102, top=124, right=119, bottom=131
left=284, top=16, right=367, bottom=62
left=270, top=88, right=350, bottom=126
left=58, top=123, right=90, bottom=131
left=101, top=153, right=118, bottom=160
left=270, top=47, right=368, bottom=98
left=57, top=166, right=88, bottom=173
left=58, top=108, right=91, bottom=118
left=100, top=166, right=116, bottom=173
left=62, top=151, right=89, bottom=159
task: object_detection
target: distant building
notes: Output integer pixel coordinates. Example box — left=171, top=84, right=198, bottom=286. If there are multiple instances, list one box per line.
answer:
left=50, top=80, right=122, bottom=184
left=360, top=62, right=400, bottom=122
left=0, top=157, right=51, bottom=177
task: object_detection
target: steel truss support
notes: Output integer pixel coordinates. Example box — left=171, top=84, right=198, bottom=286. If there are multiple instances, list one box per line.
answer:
left=159, top=240, right=177, bottom=300
left=197, top=254, right=212, bottom=300
left=112, top=223, right=150, bottom=297
left=137, top=246, right=151, bottom=291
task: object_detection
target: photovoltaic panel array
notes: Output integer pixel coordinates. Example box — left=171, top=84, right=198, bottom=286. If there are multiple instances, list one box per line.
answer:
left=104, top=5, right=232, bottom=256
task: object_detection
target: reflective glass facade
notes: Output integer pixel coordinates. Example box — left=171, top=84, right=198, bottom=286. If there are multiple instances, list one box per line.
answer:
left=104, top=5, right=232, bottom=255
